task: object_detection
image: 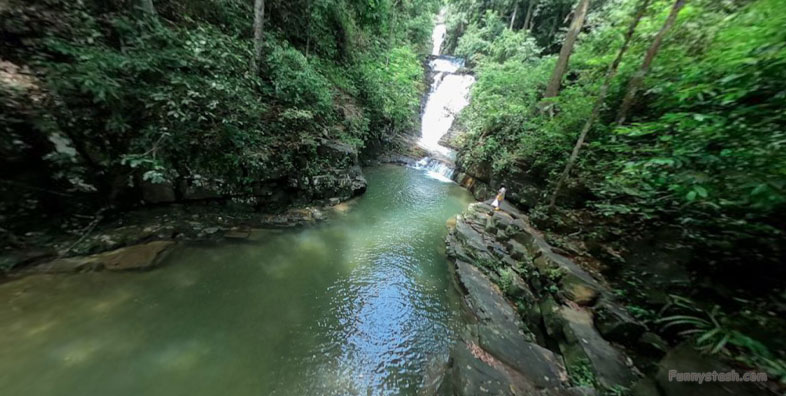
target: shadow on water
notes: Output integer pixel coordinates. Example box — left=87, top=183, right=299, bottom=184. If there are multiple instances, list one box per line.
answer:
left=0, top=165, right=474, bottom=396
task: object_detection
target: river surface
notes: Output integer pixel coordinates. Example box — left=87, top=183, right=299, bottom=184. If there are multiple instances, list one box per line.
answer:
left=0, top=166, right=474, bottom=396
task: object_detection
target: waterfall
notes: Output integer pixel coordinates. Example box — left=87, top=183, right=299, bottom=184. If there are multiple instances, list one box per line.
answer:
left=415, top=9, right=476, bottom=182
left=431, top=9, right=447, bottom=56
left=416, top=157, right=455, bottom=183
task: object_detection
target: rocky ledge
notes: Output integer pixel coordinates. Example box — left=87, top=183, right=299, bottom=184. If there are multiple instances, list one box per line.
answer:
left=1, top=202, right=353, bottom=278
left=438, top=202, right=775, bottom=396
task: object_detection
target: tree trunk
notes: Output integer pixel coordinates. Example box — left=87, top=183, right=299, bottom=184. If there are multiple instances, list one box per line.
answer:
left=524, top=0, right=537, bottom=31
left=251, top=0, right=265, bottom=75
left=509, top=3, right=518, bottom=30
left=549, top=0, right=652, bottom=209
left=542, top=0, right=590, bottom=100
left=615, top=0, right=686, bottom=124
left=139, top=0, right=156, bottom=15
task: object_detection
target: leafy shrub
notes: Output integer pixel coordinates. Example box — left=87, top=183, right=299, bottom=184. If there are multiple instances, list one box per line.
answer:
left=266, top=43, right=332, bottom=112
left=452, top=0, right=786, bottom=279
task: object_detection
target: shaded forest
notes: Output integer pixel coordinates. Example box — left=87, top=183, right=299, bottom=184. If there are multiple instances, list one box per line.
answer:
left=443, top=0, right=785, bottom=384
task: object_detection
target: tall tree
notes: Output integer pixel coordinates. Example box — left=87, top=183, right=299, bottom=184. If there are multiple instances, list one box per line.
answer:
left=524, top=0, right=538, bottom=30
left=251, top=0, right=266, bottom=75
left=549, top=0, right=653, bottom=209
left=615, top=0, right=687, bottom=124
left=509, top=2, right=518, bottom=30
left=139, top=0, right=156, bottom=15
left=542, top=0, right=590, bottom=99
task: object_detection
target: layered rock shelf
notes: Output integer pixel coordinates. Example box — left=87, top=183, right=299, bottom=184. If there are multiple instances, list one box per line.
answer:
left=438, top=202, right=775, bottom=396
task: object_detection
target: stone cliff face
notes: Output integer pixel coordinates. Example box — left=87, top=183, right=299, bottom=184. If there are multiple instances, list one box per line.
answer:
left=438, top=202, right=774, bottom=396
left=140, top=139, right=367, bottom=210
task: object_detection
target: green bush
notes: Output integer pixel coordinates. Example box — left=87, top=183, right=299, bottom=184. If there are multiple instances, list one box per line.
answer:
left=452, top=0, right=786, bottom=273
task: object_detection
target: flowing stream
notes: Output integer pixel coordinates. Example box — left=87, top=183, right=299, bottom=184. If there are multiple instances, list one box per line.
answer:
left=0, top=166, right=474, bottom=395
left=0, top=12, right=479, bottom=396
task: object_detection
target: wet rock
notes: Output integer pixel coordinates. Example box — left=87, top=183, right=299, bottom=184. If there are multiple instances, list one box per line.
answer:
left=593, top=296, right=647, bottom=346
left=504, top=269, right=531, bottom=299
left=492, top=210, right=516, bottom=230
left=446, top=233, right=475, bottom=264
left=454, top=261, right=569, bottom=389
left=317, top=139, right=358, bottom=163
left=37, top=241, right=175, bottom=273
left=546, top=305, right=637, bottom=390
left=261, top=207, right=325, bottom=227
left=636, top=332, right=668, bottom=359
left=532, top=250, right=601, bottom=305
left=506, top=239, right=529, bottom=261
left=0, top=249, right=54, bottom=271
left=141, top=180, right=176, bottom=203
left=560, top=273, right=600, bottom=306
left=496, top=228, right=511, bottom=242
left=468, top=202, right=494, bottom=215
left=477, top=327, right=567, bottom=388
left=501, top=255, right=518, bottom=269
left=443, top=340, right=518, bottom=395
left=181, top=179, right=223, bottom=201
left=455, top=261, right=524, bottom=336
left=630, top=378, right=660, bottom=396
left=444, top=340, right=576, bottom=396
left=453, top=219, right=497, bottom=263
left=485, top=215, right=498, bottom=234
left=224, top=230, right=251, bottom=239
left=446, top=216, right=458, bottom=230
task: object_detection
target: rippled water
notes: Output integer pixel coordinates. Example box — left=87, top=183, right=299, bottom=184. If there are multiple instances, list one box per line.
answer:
left=0, top=166, right=474, bottom=396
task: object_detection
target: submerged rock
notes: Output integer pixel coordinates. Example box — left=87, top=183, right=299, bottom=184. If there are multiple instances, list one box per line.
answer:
left=34, top=241, right=175, bottom=273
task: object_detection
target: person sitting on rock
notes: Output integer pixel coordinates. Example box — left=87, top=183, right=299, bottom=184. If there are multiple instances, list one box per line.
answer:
left=492, top=185, right=506, bottom=211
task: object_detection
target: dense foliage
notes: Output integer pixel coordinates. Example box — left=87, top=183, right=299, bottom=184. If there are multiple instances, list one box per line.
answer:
left=0, top=0, right=438, bottom=222
left=447, top=0, right=785, bottom=378
left=449, top=0, right=785, bottom=278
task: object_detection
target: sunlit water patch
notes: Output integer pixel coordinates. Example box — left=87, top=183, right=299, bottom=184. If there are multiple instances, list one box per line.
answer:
left=0, top=166, right=474, bottom=396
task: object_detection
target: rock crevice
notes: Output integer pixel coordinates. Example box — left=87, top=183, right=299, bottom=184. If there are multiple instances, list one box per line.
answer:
left=440, top=202, right=640, bottom=395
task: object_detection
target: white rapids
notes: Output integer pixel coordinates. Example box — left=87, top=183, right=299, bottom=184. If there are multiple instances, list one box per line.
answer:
left=415, top=9, right=476, bottom=182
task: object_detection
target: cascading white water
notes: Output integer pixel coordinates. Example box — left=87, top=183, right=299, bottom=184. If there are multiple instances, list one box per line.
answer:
left=416, top=9, right=476, bottom=182
left=431, top=9, right=446, bottom=55
left=418, top=56, right=474, bottom=158
left=416, top=157, right=455, bottom=183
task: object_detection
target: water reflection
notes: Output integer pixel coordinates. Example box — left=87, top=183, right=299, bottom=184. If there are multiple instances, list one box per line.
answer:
left=0, top=166, right=474, bottom=396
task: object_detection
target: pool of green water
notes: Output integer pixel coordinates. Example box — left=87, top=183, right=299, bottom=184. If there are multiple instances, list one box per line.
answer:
left=0, top=165, right=475, bottom=396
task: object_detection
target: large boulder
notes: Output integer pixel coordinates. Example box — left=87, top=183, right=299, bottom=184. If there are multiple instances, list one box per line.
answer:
left=317, top=139, right=359, bottom=164
left=593, top=296, right=647, bottom=346
left=441, top=340, right=519, bottom=396
left=443, top=340, right=588, bottom=396
left=533, top=250, right=602, bottom=306
left=140, top=179, right=176, bottom=203
left=454, top=261, right=569, bottom=389
left=542, top=302, right=637, bottom=390
left=455, top=261, right=527, bottom=339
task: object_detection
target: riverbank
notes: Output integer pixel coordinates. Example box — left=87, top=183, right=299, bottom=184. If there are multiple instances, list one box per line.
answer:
left=0, top=152, right=413, bottom=279
left=438, top=200, right=780, bottom=395
left=0, top=164, right=475, bottom=396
